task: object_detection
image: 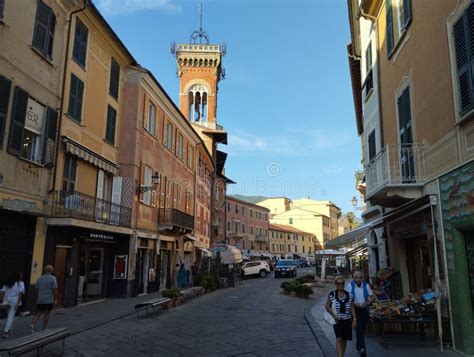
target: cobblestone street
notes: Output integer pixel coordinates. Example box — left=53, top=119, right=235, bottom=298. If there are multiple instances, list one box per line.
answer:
left=28, top=269, right=323, bottom=356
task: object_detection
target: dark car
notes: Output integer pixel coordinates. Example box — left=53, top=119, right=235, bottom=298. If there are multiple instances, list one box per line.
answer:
left=274, top=259, right=297, bottom=278
left=294, top=259, right=308, bottom=268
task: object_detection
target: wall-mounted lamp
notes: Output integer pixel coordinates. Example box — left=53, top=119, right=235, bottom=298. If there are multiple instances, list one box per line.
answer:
left=138, top=172, right=161, bottom=194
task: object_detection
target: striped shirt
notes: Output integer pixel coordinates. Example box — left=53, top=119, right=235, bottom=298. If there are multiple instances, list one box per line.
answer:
left=328, top=290, right=353, bottom=320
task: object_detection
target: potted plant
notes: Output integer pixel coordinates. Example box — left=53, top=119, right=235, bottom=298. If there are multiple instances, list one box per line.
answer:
left=281, top=280, right=301, bottom=295
left=162, top=288, right=182, bottom=307
left=295, top=284, right=314, bottom=299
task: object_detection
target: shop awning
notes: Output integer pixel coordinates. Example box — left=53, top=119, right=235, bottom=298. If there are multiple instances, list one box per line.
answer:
left=63, top=137, right=119, bottom=175
left=346, top=243, right=367, bottom=257
left=184, top=234, right=197, bottom=242
left=371, top=195, right=431, bottom=228
left=325, top=223, right=371, bottom=249
left=198, top=247, right=212, bottom=257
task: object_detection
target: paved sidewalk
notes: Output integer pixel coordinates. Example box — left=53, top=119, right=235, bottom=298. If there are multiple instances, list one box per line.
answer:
left=305, top=293, right=460, bottom=357
left=0, top=291, right=168, bottom=339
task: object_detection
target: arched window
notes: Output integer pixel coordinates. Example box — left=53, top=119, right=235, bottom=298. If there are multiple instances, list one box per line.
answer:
left=188, top=84, right=208, bottom=122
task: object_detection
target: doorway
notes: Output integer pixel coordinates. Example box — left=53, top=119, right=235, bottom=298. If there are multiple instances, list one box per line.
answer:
left=86, top=248, right=105, bottom=297
left=54, top=246, right=70, bottom=307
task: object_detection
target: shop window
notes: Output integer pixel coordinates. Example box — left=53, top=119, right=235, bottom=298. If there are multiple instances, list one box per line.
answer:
left=62, top=156, right=77, bottom=193
left=32, top=0, right=56, bottom=59
left=7, top=87, right=57, bottom=165
left=105, top=105, right=116, bottom=145
left=72, top=18, right=88, bottom=67
left=109, top=57, right=120, bottom=100
left=68, top=73, right=84, bottom=122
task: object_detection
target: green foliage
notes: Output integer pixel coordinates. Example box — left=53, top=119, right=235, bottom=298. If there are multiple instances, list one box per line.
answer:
left=229, top=194, right=268, bottom=204
left=200, top=275, right=218, bottom=291
left=281, top=280, right=301, bottom=293
left=192, top=275, right=203, bottom=287
left=162, top=288, right=181, bottom=299
left=296, top=274, right=315, bottom=284
left=295, top=284, right=314, bottom=296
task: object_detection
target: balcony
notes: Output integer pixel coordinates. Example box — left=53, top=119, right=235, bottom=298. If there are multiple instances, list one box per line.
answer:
left=355, top=170, right=366, bottom=198
left=255, top=235, right=268, bottom=242
left=158, top=208, right=194, bottom=233
left=365, top=144, right=426, bottom=207
left=50, top=191, right=131, bottom=227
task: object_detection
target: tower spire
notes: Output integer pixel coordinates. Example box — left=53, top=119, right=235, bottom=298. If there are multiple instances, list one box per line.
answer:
left=190, top=2, right=209, bottom=44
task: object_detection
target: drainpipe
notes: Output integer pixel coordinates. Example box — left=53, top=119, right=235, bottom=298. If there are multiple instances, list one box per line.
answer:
left=51, top=0, right=89, bottom=193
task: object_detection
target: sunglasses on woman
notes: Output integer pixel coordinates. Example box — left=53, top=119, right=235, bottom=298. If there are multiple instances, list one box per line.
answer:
left=336, top=281, right=344, bottom=286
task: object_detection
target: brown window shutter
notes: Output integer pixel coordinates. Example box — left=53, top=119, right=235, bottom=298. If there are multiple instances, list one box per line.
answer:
left=139, top=162, right=145, bottom=203
left=7, top=86, right=28, bottom=156
left=0, top=75, right=12, bottom=149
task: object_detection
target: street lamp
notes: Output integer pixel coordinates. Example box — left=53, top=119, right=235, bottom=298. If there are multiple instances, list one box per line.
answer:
left=138, top=172, right=161, bottom=193
left=351, top=196, right=364, bottom=211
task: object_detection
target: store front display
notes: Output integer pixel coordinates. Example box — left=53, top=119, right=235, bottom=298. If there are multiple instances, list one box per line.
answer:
left=45, top=226, right=130, bottom=307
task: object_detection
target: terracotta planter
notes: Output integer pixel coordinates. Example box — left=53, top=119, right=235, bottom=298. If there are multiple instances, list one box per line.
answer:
left=173, top=297, right=183, bottom=307
left=161, top=300, right=173, bottom=310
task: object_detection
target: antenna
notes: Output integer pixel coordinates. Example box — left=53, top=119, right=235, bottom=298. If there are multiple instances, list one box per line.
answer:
left=190, top=1, right=209, bottom=44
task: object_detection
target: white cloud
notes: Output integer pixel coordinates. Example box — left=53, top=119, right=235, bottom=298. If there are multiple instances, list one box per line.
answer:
left=95, top=0, right=182, bottom=16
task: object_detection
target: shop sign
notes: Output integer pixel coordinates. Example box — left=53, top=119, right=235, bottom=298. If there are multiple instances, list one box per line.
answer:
left=90, top=233, right=115, bottom=241
left=25, top=98, right=45, bottom=135
left=184, top=241, right=193, bottom=251
left=113, top=255, right=128, bottom=280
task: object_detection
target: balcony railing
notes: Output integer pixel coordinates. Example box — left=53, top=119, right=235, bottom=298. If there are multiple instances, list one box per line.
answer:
left=365, top=144, right=426, bottom=198
left=255, top=235, right=268, bottom=242
left=158, top=208, right=194, bottom=231
left=50, top=191, right=132, bottom=227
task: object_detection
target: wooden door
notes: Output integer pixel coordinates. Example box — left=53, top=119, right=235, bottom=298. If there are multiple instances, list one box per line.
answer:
left=54, top=247, right=70, bottom=307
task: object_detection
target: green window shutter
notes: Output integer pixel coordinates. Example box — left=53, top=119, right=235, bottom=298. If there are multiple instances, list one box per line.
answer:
left=109, top=58, right=120, bottom=99
left=7, top=87, right=28, bottom=156
left=105, top=105, right=116, bottom=144
left=0, top=75, right=12, bottom=149
left=402, top=0, right=412, bottom=30
left=72, top=18, right=88, bottom=67
left=0, top=0, right=5, bottom=19
left=386, top=0, right=394, bottom=57
left=453, top=9, right=473, bottom=115
left=397, top=87, right=413, bottom=144
left=43, top=107, right=58, bottom=165
left=68, top=74, right=84, bottom=122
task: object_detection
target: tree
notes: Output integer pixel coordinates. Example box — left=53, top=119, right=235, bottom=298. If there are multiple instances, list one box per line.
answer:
left=345, top=212, right=359, bottom=230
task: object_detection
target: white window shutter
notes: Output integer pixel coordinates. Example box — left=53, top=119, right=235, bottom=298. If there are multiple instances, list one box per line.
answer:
left=111, top=176, right=123, bottom=224
left=144, top=166, right=152, bottom=205
left=96, top=169, right=105, bottom=220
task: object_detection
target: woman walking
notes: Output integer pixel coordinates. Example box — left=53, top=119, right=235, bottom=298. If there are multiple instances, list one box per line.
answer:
left=177, top=264, right=186, bottom=289
left=325, top=276, right=356, bottom=357
left=1, top=272, right=25, bottom=338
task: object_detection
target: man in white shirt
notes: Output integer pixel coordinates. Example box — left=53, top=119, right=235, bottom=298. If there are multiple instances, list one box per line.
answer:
left=346, top=271, right=374, bottom=356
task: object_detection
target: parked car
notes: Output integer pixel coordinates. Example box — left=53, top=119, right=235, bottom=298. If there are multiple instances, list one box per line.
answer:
left=274, top=259, right=297, bottom=278
left=294, top=259, right=308, bottom=268
left=241, top=261, right=271, bottom=278
left=265, top=260, right=275, bottom=271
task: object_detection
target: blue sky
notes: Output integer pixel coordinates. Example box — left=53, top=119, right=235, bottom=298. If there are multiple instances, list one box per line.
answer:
left=96, top=0, right=362, bottom=214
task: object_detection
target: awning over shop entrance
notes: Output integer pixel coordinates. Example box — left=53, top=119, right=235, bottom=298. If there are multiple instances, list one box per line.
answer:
left=325, top=223, right=371, bottom=249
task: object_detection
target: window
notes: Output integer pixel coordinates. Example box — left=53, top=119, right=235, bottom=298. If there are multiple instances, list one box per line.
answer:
left=242, top=207, right=245, bottom=215
left=7, top=88, right=58, bottom=165
left=289, top=218, right=293, bottom=224
left=251, top=241, right=254, bottom=250
left=226, top=221, right=230, bottom=232
left=62, top=156, right=77, bottom=193
left=0, top=75, right=12, bottom=149
left=227, top=202, right=230, bottom=211
left=188, top=145, right=194, bottom=168
left=303, top=246, right=305, bottom=253
left=250, top=226, right=254, bottom=235
left=272, top=243, right=275, bottom=251
left=146, top=102, right=156, bottom=135
left=368, top=130, right=376, bottom=162
left=0, top=0, right=4, bottom=19
left=397, top=86, right=415, bottom=182
left=72, top=18, right=88, bottom=67
left=386, top=0, right=411, bottom=57
left=68, top=73, right=84, bottom=122
left=288, top=245, right=291, bottom=252
left=165, top=122, right=173, bottom=149
left=265, top=229, right=268, bottom=236
left=105, top=105, right=116, bottom=145
left=250, top=209, right=253, bottom=218
left=141, top=164, right=153, bottom=205
left=235, top=205, right=239, bottom=213
left=363, top=42, right=374, bottom=98
left=32, top=1, right=56, bottom=59
left=242, top=224, right=246, bottom=234
left=453, top=4, right=474, bottom=116
left=109, top=58, right=120, bottom=99
left=176, top=133, right=183, bottom=160
left=188, top=84, right=208, bottom=121
left=242, top=241, right=246, bottom=250
left=234, top=221, right=238, bottom=233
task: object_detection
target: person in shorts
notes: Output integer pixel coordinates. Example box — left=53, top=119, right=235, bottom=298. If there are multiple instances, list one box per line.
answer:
left=30, top=265, right=57, bottom=332
left=325, top=276, right=356, bottom=357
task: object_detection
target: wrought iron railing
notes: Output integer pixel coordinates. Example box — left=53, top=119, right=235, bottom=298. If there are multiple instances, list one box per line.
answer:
left=158, top=208, right=194, bottom=231
left=365, top=144, right=426, bottom=198
left=50, top=191, right=132, bottom=227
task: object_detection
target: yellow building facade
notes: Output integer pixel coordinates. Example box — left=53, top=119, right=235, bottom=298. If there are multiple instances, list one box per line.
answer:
left=268, top=224, right=316, bottom=258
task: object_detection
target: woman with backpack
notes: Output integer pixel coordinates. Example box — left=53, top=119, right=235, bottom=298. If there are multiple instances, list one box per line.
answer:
left=1, top=272, right=25, bottom=338
left=325, top=275, right=356, bottom=357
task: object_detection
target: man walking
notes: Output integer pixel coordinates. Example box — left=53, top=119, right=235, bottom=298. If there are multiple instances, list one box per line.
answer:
left=30, top=265, right=58, bottom=332
left=346, top=271, right=374, bottom=356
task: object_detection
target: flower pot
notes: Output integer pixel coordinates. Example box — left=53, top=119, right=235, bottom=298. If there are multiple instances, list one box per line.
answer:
left=173, top=297, right=183, bottom=307
left=161, top=300, right=173, bottom=310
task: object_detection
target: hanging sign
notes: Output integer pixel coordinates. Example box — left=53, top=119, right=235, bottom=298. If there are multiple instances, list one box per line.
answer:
left=25, top=98, right=45, bottom=134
